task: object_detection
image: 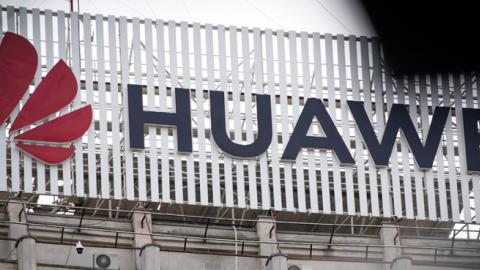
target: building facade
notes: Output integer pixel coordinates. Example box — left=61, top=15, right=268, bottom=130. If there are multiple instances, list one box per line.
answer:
left=0, top=5, right=479, bottom=270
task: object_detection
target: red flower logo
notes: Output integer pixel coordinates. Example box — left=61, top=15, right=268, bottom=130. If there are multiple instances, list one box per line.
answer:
left=0, top=32, right=92, bottom=164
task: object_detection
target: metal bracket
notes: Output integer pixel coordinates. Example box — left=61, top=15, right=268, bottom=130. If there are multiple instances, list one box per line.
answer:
left=203, top=218, right=210, bottom=239
left=328, top=224, right=336, bottom=248
left=77, top=208, right=85, bottom=232
left=141, top=213, right=147, bottom=228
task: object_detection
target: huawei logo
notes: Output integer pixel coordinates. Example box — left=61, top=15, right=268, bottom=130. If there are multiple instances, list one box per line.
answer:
left=0, top=32, right=92, bottom=164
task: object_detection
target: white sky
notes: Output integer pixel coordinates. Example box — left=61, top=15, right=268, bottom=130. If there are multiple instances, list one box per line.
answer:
left=4, top=0, right=376, bottom=36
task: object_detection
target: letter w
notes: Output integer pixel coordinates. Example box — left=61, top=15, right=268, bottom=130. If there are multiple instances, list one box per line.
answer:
left=348, top=101, right=449, bottom=169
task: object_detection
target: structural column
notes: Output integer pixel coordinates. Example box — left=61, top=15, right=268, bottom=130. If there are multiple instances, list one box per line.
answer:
left=6, top=199, right=37, bottom=270
left=131, top=207, right=161, bottom=270
left=380, top=221, right=412, bottom=270
left=256, top=215, right=288, bottom=270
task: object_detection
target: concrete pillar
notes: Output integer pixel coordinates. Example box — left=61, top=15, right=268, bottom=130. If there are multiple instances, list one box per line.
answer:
left=7, top=200, right=37, bottom=270
left=266, top=254, right=288, bottom=270
left=16, top=236, right=37, bottom=270
left=131, top=208, right=160, bottom=270
left=256, top=216, right=287, bottom=270
left=379, top=221, right=412, bottom=270
left=390, top=256, right=412, bottom=270
left=140, top=244, right=161, bottom=270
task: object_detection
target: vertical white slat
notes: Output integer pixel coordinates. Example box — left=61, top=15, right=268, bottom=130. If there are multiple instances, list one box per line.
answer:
left=395, top=76, right=414, bottom=219
left=454, top=73, right=471, bottom=222
left=313, top=33, right=330, bottom=214
left=371, top=38, right=391, bottom=217
left=337, top=35, right=355, bottom=215
left=0, top=6, right=5, bottom=192
left=108, top=15, right=122, bottom=200
left=18, top=7, right=33, bottom=193
left=180, top=21, right=195, bottom=204
left=96, top=14, right=110, bottom=199
left=360, top=36, right=379, bottom=216
left=83, top=14, right=97, bottom=197
left=474, top=175, right=480, bottom=223
left=5, top=6, right=13, bottom=32
left=253, top=28, right=269, bottom=209
left=407, top=75, right=425, bottom=219
left=442, top=74, right=460, bottom=221
left=325, top=34, right=343, bottom=214
left=473, top=73, right=480, bottom=223
left=463, top=73, right=476, bottom=223
left=217, top=25, right=234, bottom=207
left=6, top=6, right=14, bottom=31
left=464, top=73, right=476, bottom=223
left=119, top=16, right=135, bottom=200
left=57, top=11, right=66, bottom=59
left=301, top=32, right=319, bottom=213
left=289, top=31, right=306, bottom=212
left=430, top=74, right=448, bottom=221
left=419, top=74, right=436, bottom=220
left=232, top=27, right=246, bottom=208
left=168, top=21, right=184, bottom=203
left=348, top=35, right=367, bottom=216
left=57, top=10, right=71, bottom=196
left=7, top=6, right=20, bottom=192
left=241, top=26, right=258, bottom=209
left=277, top=30, right=294, bottom=211
left=193, top=23, right=208, bottom=205
left=132, top=18, right=147, bottom=201
left=265, top=29, right=282, bottom=211
left=383, top=54, right=402, bottom=218
left=156, top=20, right=170, bottom=203
left=71, top=12, right=84, bottom=197
left=44, top=9, right=59, bottom=195
left=145, top=19, right=159, bottom=202
left=32, top=9, right=45, bottom=194
left=205, top=24, right=221, bottom=206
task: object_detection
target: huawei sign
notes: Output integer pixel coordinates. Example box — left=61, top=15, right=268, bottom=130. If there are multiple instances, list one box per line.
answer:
left=0, top=32, right=92, bottom=164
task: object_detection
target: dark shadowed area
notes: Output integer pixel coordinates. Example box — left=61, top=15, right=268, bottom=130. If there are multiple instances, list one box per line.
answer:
left=361, top=1, right=480, bottom=75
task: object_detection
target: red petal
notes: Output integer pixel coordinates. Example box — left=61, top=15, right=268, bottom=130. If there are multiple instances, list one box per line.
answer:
left=14, top=105, right=92, bottom=143
left=16, top=143, right=74, bottom=164
left=0, top=32, right=38, bottom=125
left=11, top=60, right=77, bottom=131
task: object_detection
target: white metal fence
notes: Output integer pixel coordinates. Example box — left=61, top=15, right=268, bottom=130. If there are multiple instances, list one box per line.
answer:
left=1, top=6, right=478, bottom=223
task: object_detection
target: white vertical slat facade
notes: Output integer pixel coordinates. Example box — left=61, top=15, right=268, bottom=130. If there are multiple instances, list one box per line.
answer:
left=108, top=15, right=123, bottom=200
left=289, top=31, right=306, bottom=212
left=58, top=10, right=71, bottom=197
left=301, top=32, right=319, bottom=214
left=337, top=34, right=355, bottom=215
left=96, top=14, right=110, bottom=199
left=32, top=8, right=46, bottom=194
left=0, top=5, right=5, bottom=191
left=277, top=30, right=295, bottom=212
left=7, top=6, right=20, bottom=193
left=18, top=7, right=32, bottom=194
left=359, top=37, right=379, bottom=217
left=1, top=7, right=479, bottom=224
left=230, top=26, right=245, bottom=208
